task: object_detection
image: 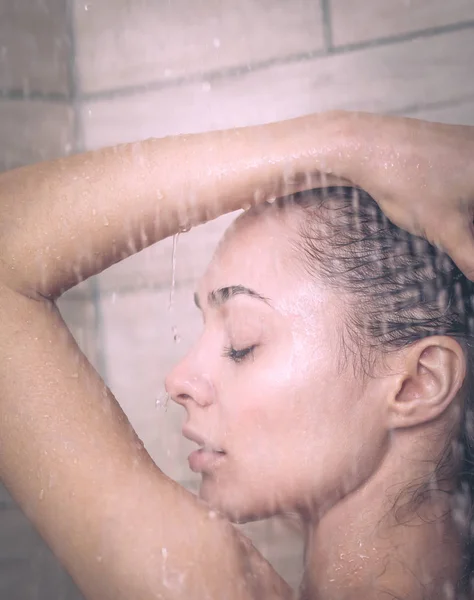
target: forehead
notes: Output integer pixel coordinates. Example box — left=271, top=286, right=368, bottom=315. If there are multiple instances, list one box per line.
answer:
left=197, top=205, right=310, bottom=307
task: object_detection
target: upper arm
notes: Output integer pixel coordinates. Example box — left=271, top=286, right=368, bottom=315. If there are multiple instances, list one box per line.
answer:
left=0, top=286, right=292, bottom=600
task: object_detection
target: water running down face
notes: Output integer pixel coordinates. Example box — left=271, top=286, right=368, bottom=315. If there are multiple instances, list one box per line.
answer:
left=165, top=196, right=399, bottom=523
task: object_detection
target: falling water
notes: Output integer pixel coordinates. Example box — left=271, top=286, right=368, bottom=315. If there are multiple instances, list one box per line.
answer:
left=155, top=391, right=170, bottom=411
left=155, top=234, right=182, bottom=411
left=169, top=233, right=178, bottom=311
left=169, top=233, right=182, bottom=343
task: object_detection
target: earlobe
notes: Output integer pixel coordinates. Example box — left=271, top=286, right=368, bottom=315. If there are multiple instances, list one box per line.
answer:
left=387, top=337, right=466, bottom=430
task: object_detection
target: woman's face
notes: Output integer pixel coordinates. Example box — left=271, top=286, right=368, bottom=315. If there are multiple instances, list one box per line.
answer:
left=165, top=205, right=390, bottom=523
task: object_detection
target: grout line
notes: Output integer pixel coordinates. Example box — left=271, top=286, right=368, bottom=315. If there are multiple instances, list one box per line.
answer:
left=1, top=19, right=474, bottom=106
left=80, top=49, right=326, bottom=102
left=327, top=18, right=474, bottom=55
left=320, top=0, right=333, bottom=52
left=386, top=92, right=474, bottom=117
left=79, top=19, right=474, bottom=103
left=0, top=89, right=70, bottom=102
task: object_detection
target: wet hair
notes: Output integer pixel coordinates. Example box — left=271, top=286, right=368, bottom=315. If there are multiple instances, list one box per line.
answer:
left=287, top=186, right=474, bottom=595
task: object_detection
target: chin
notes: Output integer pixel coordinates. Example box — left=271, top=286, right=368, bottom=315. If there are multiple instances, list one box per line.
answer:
left=199, top=476, right=282, bottom=524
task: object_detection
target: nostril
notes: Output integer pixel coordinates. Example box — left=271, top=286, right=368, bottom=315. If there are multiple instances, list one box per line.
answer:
left=179, top=393, right=192, bottom=402
left=165, top=366, right=214, bottom=408
left=166, top=388, right=194, bottom=407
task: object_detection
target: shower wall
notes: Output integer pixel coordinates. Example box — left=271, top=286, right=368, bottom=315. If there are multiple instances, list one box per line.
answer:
left=1, top=1, right=474, bottom=597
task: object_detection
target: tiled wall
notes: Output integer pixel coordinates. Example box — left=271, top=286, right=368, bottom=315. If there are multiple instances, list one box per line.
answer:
left=1, top=1, right=474, bottom=597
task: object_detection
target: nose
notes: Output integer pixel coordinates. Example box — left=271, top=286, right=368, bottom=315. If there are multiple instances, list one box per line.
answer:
left=165, top=353, right=216, bottom=408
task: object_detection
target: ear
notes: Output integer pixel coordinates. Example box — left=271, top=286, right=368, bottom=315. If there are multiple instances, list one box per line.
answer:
left=387, top=336, right=467, bottom=430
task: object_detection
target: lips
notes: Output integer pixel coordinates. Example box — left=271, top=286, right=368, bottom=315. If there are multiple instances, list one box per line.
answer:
left=188, top=448, right=226, bottom=472
left=182, top=427, right=226, bottom=473
left=182, top=427, right=225, bottom=453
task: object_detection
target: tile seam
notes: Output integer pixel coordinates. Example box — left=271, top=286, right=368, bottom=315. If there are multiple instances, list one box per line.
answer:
left=2, top=20, right=472, bottom=104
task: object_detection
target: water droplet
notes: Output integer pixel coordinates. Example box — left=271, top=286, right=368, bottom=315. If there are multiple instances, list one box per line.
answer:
left=39, top=489, right=44, bottom=501
left=169, top=234, right=179, bottom=310
left=155, top=392, right=170, bottom=412
left=169, top=235, right=182, bottom=344
left=201, top=81, right=211, bottom=92
left=213, top=38, right=221, bottom=48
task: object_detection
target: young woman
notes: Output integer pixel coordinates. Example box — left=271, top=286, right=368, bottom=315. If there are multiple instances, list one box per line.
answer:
left=0, top=111, right=473, bottom=600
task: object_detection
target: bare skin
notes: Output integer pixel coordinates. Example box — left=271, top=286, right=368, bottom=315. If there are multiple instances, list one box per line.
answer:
left=0, top=111, right=472, bottom=599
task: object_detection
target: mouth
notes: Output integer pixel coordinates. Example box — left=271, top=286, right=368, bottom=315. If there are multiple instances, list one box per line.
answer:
left=182, top=427, right=226, bottom=473
left=187, top=447, right=226, bottom=473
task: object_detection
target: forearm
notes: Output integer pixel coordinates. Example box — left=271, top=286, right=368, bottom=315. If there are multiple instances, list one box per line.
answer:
left=0, top=113, right=343, bottom=299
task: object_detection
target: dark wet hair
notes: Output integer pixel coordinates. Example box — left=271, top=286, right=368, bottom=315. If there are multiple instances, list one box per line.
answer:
left=287, top=186, right=474, bottom=595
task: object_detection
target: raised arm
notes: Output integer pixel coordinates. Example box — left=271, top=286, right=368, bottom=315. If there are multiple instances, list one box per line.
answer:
left=0, top=115, right=346, bottom=299
left=0, top=113, right=345, bottom=600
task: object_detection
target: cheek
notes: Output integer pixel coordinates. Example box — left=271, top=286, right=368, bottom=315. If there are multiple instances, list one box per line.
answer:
left=220, top=329, right=343, bottom=455
left=221, top=321, right=374, bottom=488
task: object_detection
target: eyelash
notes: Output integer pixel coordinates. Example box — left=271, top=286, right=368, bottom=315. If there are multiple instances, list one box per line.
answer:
left=222, top=345, right=256, bottom=363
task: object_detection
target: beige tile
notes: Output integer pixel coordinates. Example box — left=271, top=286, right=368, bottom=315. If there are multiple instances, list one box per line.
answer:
left=74, top=0, right=324, bottom=94
left=239, top=518, right=304, bottom=589
left=82, top=28, right=474, bottom=150
left=406, top=98, right=474, bottom=125
left=0, top=508, right=43, bottom=561
left=0, top=507, right=84, bottom=599
left=331, top=0, right=474, bottom=46
left=56, top=294, right=101, bottom=374
left=59, top=278, right=95, bottom=300
left=0, top=99, right=74, bottom=172
left=0, top=0, right=70, bottom=95
left=0, top=483, right=14, bottom=507
left=96, top=212, right=237, bottom=294
left=100, top=284, right=203, bottom=483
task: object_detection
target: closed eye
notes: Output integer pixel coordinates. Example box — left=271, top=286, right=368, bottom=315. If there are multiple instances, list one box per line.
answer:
left=222, top=345, right=256, bottom=363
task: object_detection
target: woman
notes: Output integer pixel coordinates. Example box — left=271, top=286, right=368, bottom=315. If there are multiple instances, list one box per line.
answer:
left=0, top=111, right=473, bottom=600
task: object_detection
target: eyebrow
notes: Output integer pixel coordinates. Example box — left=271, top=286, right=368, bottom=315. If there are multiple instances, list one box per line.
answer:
left=194, top=285, right=271, bottom=309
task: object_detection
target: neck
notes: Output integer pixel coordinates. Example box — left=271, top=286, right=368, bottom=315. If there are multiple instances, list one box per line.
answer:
left=302, top=431, right=464, bottom=600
